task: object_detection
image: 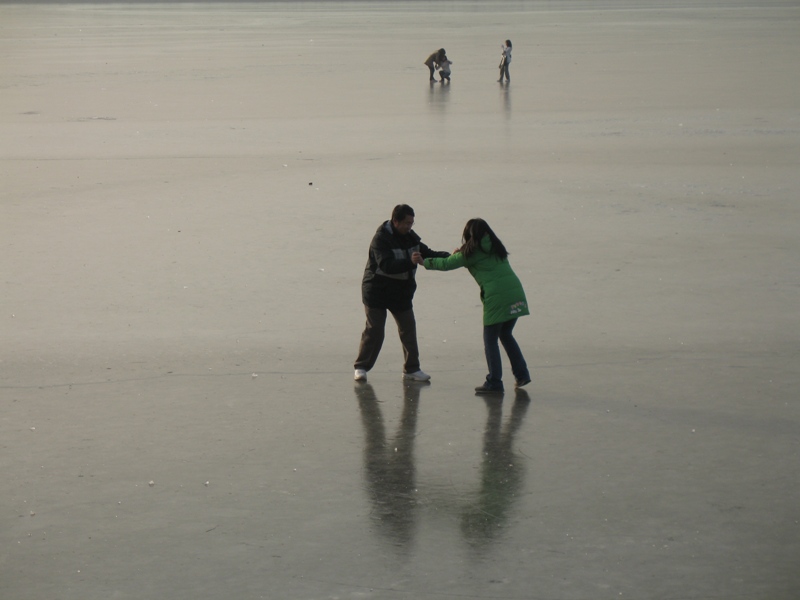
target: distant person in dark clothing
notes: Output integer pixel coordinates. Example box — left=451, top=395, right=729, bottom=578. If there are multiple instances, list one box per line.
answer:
left=424, top=48, right=447, bottom=82
left=498, top=40, right=512, bottom=83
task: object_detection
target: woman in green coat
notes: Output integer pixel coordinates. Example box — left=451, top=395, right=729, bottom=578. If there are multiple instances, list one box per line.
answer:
left=412, top=218, right=531, bottom=394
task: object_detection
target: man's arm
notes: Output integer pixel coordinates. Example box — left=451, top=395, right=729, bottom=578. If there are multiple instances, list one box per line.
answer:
left=418, top=242, right=450, bottom=260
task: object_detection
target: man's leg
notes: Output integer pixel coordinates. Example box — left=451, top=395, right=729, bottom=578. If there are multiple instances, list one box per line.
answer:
left=354, top=306, right=387, bottom=372
left=392, top=308, right=421, bottom=374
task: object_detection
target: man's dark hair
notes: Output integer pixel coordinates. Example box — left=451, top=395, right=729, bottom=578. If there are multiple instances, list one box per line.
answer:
left=391, top=204, right=415, bottom=223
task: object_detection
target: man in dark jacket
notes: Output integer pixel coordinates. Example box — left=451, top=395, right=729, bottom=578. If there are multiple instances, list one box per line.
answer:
left=354, top=204, right=450, bottom=382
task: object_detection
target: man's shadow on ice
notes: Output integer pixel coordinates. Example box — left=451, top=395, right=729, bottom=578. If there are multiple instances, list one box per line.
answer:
left=355, top=383, right=531, bottom=553
left=355, top=382, right=423, bottom=551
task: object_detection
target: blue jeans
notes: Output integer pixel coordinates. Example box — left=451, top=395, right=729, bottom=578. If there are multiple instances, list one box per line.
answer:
left=483, top=318, right=529, bottom=390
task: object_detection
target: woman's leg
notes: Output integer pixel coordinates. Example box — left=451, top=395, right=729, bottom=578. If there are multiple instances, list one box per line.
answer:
left=482, top=323, right=504, bottom=389
left=498, top=319, right=530, bottom=384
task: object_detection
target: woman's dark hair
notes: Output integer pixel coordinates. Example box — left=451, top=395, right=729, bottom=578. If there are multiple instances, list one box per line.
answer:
left=505, top=40, right=512, bottom=49
left=459, top=218, right=508, bottom=259
left=391, top=204, right=415, bottom=222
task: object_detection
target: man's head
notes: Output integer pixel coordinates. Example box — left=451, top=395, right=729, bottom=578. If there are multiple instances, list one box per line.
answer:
left=391, top=204, right=415, bottom=235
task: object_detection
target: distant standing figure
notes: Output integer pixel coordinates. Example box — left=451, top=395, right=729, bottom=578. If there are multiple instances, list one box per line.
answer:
left=498, top=40, right=512, bottom=83
left=413, top=218, right=531, bottom=394
left=438, top=56, right=453, bottom=83
left=424, top=48, right=447, bottom=82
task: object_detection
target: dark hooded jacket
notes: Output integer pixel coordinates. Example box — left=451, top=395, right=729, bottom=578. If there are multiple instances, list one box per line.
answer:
left=362, top=220, right=450, bottom=312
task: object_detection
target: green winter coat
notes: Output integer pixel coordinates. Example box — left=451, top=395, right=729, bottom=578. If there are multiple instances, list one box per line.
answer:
left=423, top=235, right=529, bottom=326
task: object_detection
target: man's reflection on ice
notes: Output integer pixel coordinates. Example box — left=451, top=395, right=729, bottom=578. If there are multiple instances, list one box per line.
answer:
left=355, top=382, right=423, bottom=550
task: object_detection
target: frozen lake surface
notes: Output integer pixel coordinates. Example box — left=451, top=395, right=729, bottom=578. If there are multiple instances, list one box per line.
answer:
left=2, top=1, right=799, bottom=598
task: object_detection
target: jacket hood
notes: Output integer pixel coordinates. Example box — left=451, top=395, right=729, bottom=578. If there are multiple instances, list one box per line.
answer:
left=480, top=234, right=493, bottom=253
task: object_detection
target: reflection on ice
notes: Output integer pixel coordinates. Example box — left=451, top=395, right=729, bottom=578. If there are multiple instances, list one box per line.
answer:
left=355, top=382, right=421, bottom=551
left=427, top=80, right=451, bottom=111
left=462, top=390, right=530, bottom=553
left=355, top=382, right=531, bottom=553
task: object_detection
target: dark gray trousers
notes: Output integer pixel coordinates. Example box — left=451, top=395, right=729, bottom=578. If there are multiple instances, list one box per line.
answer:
left=354, top=306, right=420, bottom=374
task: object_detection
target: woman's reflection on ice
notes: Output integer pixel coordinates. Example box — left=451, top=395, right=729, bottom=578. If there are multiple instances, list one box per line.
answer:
left=355, top=382, right=423, bottom=550
left=461, top=389, right=531, bottom=551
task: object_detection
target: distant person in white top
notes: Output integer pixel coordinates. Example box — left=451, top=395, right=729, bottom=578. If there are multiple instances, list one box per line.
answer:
left=498, top=39, right=512, bottom=83
left=438, top=57, right=452, bottom=83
